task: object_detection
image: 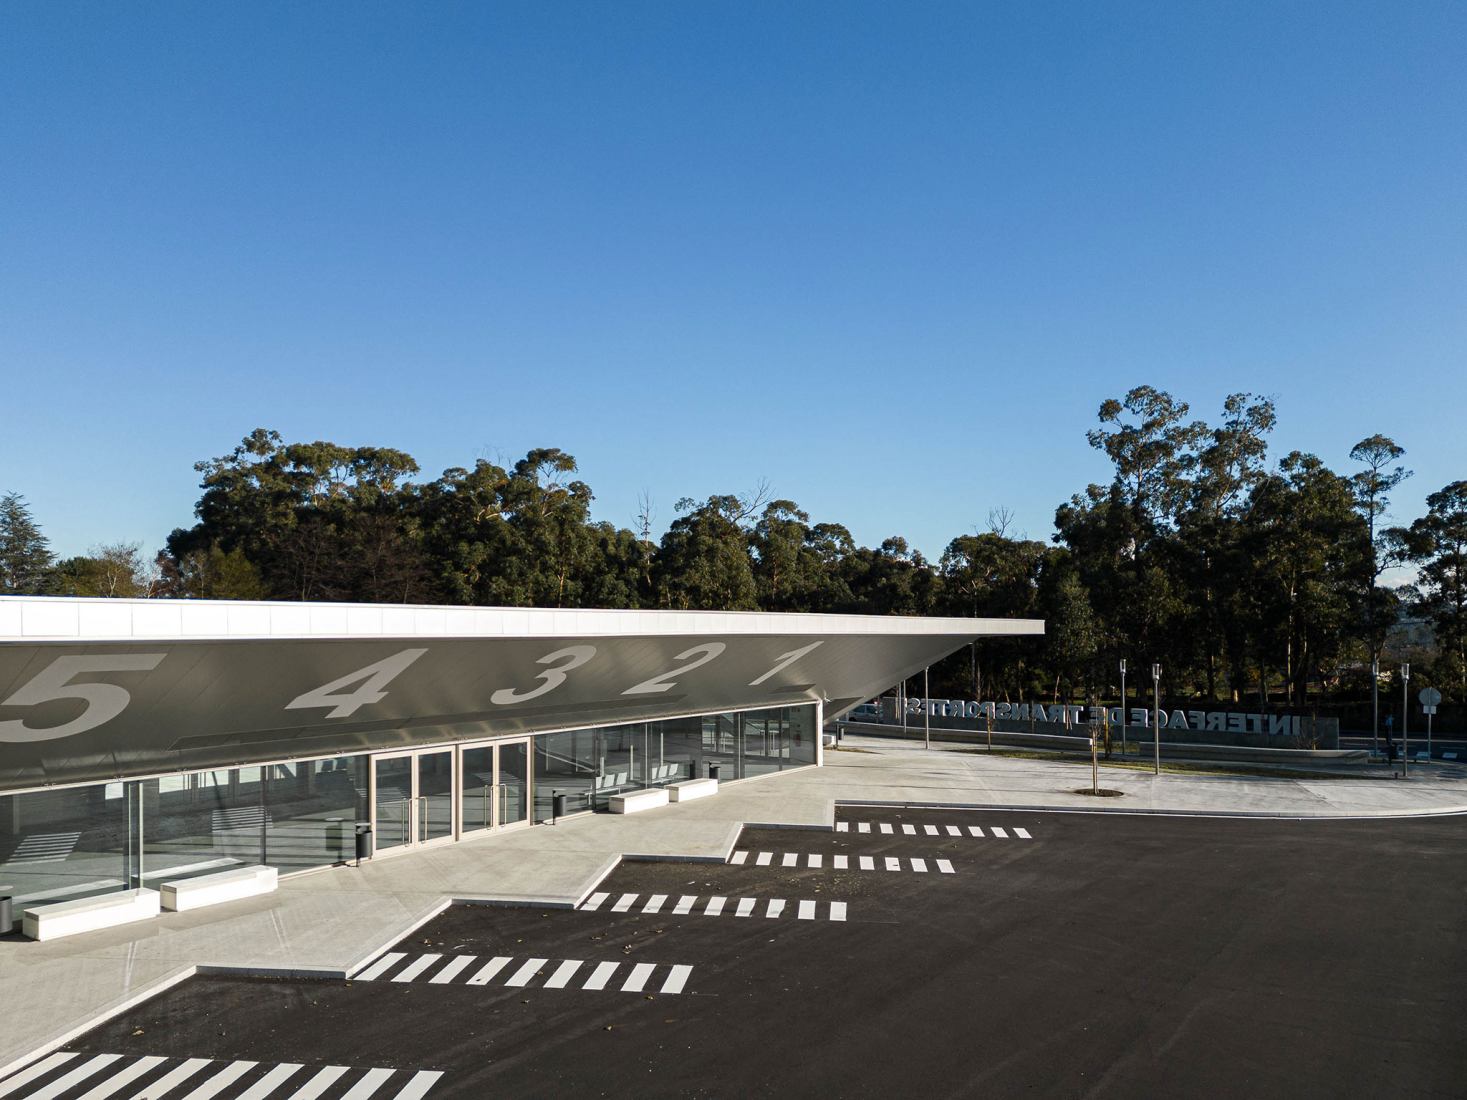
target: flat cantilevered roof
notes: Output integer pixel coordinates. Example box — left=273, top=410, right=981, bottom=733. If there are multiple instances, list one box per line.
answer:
left=0, top=597, right=1044, bottom=790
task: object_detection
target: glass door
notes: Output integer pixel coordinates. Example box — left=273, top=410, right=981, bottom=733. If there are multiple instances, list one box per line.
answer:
left=372, top=749, right=456, bottom=853
left=459, top=739, right=532, bottom=836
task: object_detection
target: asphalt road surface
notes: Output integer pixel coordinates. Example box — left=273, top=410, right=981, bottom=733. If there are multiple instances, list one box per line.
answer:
left=10, top=809, right=1467, bottom=1098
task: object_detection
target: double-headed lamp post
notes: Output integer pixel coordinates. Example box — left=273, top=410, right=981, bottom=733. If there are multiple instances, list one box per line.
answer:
left=1152, top=663, right=1162, bottom=775
left=1402, top=663, right=1411, bottom=777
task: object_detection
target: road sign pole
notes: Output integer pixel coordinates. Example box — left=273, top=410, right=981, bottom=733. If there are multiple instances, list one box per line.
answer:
left=923, top=667, right=930, bottom=752
left=1427, top=709, right=1433, bottom=763
left=1152, top=663, right=1162, bottom=776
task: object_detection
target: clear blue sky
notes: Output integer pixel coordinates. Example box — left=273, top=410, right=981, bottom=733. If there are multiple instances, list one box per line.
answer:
left=2, top=2, right=1463, bottom=562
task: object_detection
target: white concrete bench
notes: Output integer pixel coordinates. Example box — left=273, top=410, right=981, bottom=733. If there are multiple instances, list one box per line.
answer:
left=160, top=865, right=277, bottom=912
left=668, top=777, right=718, bottom=802
left=608, top=788, right=670, bottom=814
left=23, top=889, right=160, bottom=942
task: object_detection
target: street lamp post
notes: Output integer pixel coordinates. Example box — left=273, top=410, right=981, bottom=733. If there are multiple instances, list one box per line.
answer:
left=1371, top=658, right=1379, bottom=757
left=1119, top=659, right=1128, bottom=753
left=1402, top=663, right=1410, bottom=777
left=1152, top=663, right=1162, bottom=776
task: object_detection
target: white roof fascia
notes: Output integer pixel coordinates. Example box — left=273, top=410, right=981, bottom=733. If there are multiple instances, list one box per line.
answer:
left=0, top=596, right=1044, bottom=643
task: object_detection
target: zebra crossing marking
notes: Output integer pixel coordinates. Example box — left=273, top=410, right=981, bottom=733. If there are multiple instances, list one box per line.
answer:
left=0, top=1055, right=441, bottom=1100
left=354, top=952, right=691, bottom=994
left=611, top=893, right=637, bottom=912
left=579, top=892, right=847, bottom=921
left=781, top=852, right=798, bottom=867
left=730, top=851, right=954, bottom=874
left=642, top=894, right=667, bottom=913
left=730, top=850, right=749, bottom=865
left=835, top=820, right=1037, bottom=839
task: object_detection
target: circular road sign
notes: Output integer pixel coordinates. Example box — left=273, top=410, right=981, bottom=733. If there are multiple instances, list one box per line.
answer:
left=1419, top=687, right=1442, bottom=707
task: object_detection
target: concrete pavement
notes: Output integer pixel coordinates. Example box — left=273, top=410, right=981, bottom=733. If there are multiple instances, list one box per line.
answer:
left=4, top=734, right=1466, bottom=1076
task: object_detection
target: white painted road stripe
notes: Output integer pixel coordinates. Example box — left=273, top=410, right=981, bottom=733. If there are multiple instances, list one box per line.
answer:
left=661, top=964, right=693, bottom=994
left=766, top=899, right=786, bottom=918
left=289, top=1065, right=351, bottom=1100
left=674, top=895, right=695, bottom=914
left=467, top=956, right=514, bottom=985
left=180, top=1060, right=255, bottom=1100
left=730, top=850, right=748, bottom=865
left=643, top=894, right=667, bottom=913
left=968, top=826, right=983, bottom=837
left=236, top=1063, right=302, bottom=1100
left=621, top=962, right=656, bottom=992
left=393, top=954, right=441, bottom=983
left=340, top=1067, right=395, bottom=1100
left=859, top=856, right=875, bottom=870
left=808, top=853, right=822, bottom=868
left=430, top=955, right=476, bottom=984
left=582, top=892, right=610, bottom=910
left=611, top=893, right=637, bottom=912
left=782, top=852, right=798, bottom=867
left=946, top=825, right=961, bottom=836
left=755, top=851, right=773, bottom=866
left=392, top=1070, right=447, bottom=1100
left=857, top=822, right=871, bottom=833
left=735, top=897, right=756, bottom=917
left=140, top=1057, right=209, bottom=1097
left=506, top=958, right=548, bottom=987
left=26, top=1054, right=119, bottom=1100
left=798, top=900, right=816, bottom=919
left=583, top=961, right=620, bottom=990
left=704, top=896, right=726, bottom=916
left=545, top=960, right=585, bottom=988
left=836, top=821, right=849, bottom=832
left=1015, top=827, right=1032, bottom=839
left=924, top=825, right=939, bottom=835
left=830, top=902, right=847, bottom=921
left=879, top=823, right=893, bottom=834
left=937, top=859, right=955, bottom=874
left=991, top=826, right=1009, bottom=838
left=0, top=1053, right=74, bottom=1099
left=884, top=857, right=900, bottom=871
left=355, top=952, right=406, bottom=981
left=76, top=1057, right=166, bottom=1100
left=911, top=858, right=928, bottom=872
left=902, top=824, right=916, bottom=835
left=834, top=855, right=848, bottom=869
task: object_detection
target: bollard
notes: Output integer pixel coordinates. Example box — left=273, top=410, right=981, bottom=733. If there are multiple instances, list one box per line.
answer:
left=354, top=822, right=373, bottom=864
left=0, top=896, right=11, bottom=933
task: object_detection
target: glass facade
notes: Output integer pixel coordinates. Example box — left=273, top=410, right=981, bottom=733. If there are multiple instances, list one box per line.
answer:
left=0, top=702, right=818, bottom=928
left=531, top=704, right=818, bottom=822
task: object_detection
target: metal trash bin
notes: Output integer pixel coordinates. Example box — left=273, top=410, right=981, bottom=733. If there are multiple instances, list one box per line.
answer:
left=552, top=791, right=568, bottom=822
left=708, top=763, right=722, bottom=781
left=0, top=896, right=11, bottom=934
left=354, top=822, right=373, bottom=863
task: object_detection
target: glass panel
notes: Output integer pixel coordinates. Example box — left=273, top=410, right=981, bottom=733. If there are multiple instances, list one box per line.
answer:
left=0, top=782, right=133, bottom=918
left=533, top=728, right=599, bottom=822
left=461, top=747, right=494, bottom=833
left=498, top=742, right=529, bottom=827
left=374, top=756, right=414, bottom=851
left=418, top=751, right=455, bottom=843
left=264, top=756, right=368, bottom=873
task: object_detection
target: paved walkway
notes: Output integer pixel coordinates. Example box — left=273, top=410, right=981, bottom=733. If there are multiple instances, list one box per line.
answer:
left=4, top=736, right=1466, bottom=1076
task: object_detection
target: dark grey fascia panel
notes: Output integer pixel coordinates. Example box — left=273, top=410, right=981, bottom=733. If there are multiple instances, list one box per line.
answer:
left=0, top=599, right=1044, bottom=791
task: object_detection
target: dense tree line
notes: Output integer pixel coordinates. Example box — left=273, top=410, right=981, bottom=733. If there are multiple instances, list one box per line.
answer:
left=3, top=387, right=1464, bottom=707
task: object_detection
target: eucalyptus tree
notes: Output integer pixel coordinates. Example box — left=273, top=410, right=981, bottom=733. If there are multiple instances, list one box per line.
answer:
left=1394, top=482, right=1467, bottom=695
left=1240, top=452, right=1368, bottom=706
left=655, top=495, right=760, bottom=610
left=1349, top=435, right=1412, bottom=666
